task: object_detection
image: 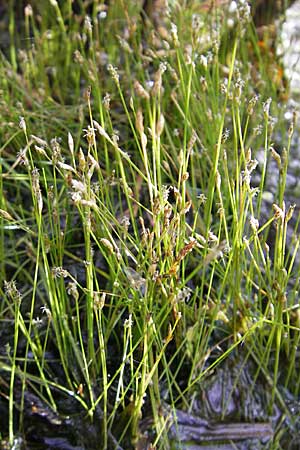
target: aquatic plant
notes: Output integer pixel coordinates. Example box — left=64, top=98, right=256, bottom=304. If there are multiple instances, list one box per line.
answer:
left=0, top=1, right=299, bottom=449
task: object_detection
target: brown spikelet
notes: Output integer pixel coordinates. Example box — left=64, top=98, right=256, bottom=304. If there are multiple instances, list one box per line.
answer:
left=176, top=238, right=197, bottom=263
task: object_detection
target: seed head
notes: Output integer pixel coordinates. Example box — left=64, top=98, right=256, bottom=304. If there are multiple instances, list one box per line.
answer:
left=152, top=64, right=167, bottom=97
left=273, top=203, right=285, bottom=221
left=270, top=146, right=281, bottom=169
left=107, top=64, right=120, bottom=86
left=78, top=148, right=86, bottom=172
left=4, top=280, right=22, bottom=305
left=237, top=0, right=251, bottom=24
left=120, top=216, right=130, bottom=232
left=200, top=55, right=208, bottom=70
left=222, top=128, right=230, bottom=143
left=124, top=314, right=133, bottom=329
left=32, top=168, right=43, bottom=213
left=156, top=114, right=165, bottom=137
left=134, top=80, right=150, bottom=100
left=253, top=125, right=263, bottom=136
left=102, top=92, right=111, bottom=110
left=0, top=209, right=14, bottom=221
left=286, top=204, right=296, bottom=222
left=94, top=292, right=106, bottom=310
left=100, top=238, right=114, bottom=254
left=67, top=282, right=79, bottom=301
left=117, top=35, right=132, bottom=53
left=74, top=50, right=84, bottom=65
left=19, top=116, right=26, bottom=133
left=83, top=126, right=96, bottom=146
left=200, top=76, right=208, bottom=92
left=170, top=23, right=179, bottom=47
left=228, top=1, right=238, bottom=13
left=68, top=132, right=74, bottom=155
left=263, top=98, right=272, bottom=118
left=181, top=199, right=192, bottom=215
left=135, top=109, right=144, bottom=135
left=24, top=5, right=33, bottom=16
left=215, top=170, right=221, bottom=190
left=93, top=120, right=111, bottom=141
left=250, top=216, right=259, bottom=232
left=41, top=305, right=52, bottom=320
left=192, top=14, right=203, bottom=32
left=51, top=266, right=69, bottom=278
left=51, top=137, right=63, bottom=164
left=71, top=179, right=86, bottom=193
left=247, top=94, right=259, bottom=115
left=84, top=16, right=93, bottom=34
left=176, top=238, right=197, bottom=262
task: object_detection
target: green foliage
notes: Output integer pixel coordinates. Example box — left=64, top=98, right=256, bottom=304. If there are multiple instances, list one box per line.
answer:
left=0, top=1, right=299, bottom=449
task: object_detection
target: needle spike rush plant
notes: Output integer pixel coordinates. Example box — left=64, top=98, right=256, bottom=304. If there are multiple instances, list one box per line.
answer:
left=0, top=0, right=300, bottom=449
